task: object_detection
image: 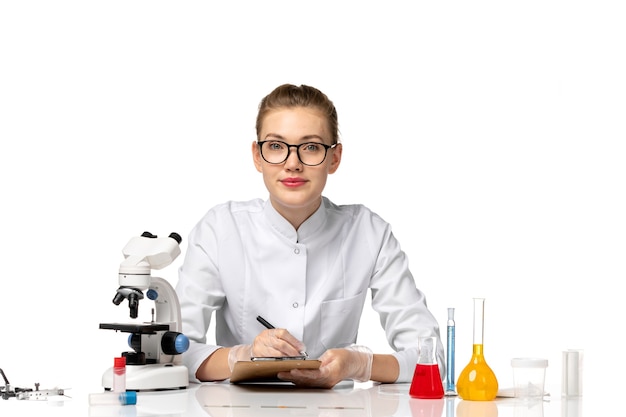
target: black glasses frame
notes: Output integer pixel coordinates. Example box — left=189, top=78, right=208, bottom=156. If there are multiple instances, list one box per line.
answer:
left=257, top=140, right=337, bottom=166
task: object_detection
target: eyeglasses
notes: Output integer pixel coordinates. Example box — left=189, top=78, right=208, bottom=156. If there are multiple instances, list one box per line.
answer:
left=257, top=140, right=337, bottom=166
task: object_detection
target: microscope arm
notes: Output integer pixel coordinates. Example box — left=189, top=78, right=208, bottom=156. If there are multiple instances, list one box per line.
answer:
left=148, top=277, right=183, bottom=333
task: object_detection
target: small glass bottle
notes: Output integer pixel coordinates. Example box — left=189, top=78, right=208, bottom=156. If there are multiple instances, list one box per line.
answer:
left=112, top=356, right=126, bottom=393
left=445, top=307, right=456, bottom=395
left=409, top=336, right=444, bottom=399
left=457, top=298, right=498, bottom=401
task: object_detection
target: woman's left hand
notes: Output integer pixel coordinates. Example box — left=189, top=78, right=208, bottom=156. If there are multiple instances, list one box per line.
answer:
left=277, top=346, right=373, bottom=388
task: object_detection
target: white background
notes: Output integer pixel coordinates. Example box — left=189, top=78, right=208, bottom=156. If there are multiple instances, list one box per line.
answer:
left=1, top=0, right=624, bottom=404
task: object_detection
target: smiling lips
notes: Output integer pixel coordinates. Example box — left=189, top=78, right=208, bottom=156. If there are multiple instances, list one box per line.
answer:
left=280, top=177, right=307, bottom=188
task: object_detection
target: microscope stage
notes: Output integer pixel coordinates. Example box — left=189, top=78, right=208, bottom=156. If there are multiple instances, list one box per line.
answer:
left=99, top=322, right=170, bottom=333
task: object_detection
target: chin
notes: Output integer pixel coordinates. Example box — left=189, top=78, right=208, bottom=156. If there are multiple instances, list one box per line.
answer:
left=275, top=194, right=320, bottom=209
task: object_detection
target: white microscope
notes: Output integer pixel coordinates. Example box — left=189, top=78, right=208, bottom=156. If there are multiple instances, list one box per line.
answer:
left=100, top=231, right=189, bottom=391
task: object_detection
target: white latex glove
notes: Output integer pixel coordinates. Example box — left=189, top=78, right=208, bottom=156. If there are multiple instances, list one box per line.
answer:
left=276, top=345, right=374, bottom=388
left=343, top=345, right=374, bottom=382
left=227, top=344, right=252, bottom=372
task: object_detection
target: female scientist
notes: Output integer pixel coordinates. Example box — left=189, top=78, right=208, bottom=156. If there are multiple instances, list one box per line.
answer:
left=175, top=83, right=445, bottom=388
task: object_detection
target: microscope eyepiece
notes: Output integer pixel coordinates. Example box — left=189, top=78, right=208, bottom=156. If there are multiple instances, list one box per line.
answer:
left=168, top=232, right=182, bottom=244
left=139, top=231, right=181, bottom=244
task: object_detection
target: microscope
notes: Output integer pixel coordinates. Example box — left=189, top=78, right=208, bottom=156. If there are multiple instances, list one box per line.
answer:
left=99, top=232, right=189, bottom=391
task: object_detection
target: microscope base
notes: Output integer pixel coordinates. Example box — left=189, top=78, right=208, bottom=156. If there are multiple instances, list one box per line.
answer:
left=102, top=364, right=188, bottom=391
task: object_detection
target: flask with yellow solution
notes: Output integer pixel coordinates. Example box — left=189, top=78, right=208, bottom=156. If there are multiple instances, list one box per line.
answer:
left=457, top=298, right=498, bottom=401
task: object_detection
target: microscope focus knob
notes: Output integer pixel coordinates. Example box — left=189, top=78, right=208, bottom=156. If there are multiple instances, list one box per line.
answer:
left=161, top=331, right=190, bottom=355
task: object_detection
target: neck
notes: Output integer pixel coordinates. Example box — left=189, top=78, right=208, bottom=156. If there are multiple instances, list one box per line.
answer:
left=271, top=197, right=322, bottom=230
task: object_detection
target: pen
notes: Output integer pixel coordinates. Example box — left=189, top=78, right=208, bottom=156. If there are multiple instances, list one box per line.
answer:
left=256, top=315, right=275, bottom=329
left=256, top=316, right=308, bottom=357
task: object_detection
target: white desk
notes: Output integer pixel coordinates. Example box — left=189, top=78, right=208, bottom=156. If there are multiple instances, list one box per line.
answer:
left=0, top=382, right=589, bottom=417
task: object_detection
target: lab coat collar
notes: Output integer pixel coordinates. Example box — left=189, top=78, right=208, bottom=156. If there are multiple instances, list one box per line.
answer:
left=263, top=197, right=328, bottom=243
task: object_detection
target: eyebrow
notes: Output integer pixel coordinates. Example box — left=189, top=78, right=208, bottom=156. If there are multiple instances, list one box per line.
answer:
left=264, top=134, right=326, bottom=143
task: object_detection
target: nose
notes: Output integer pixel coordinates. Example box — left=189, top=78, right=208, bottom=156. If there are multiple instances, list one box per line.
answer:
left=284, top=146, right=303, bottom=171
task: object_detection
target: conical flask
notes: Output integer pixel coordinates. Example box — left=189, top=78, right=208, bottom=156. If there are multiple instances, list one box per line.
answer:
left=457, top=298, right=498, bottom=401
left=409, top=336, right=444, bottom=399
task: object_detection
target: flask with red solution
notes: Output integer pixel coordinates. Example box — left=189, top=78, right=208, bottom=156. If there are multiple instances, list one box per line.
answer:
left=409, top=336, right=444, bottom=399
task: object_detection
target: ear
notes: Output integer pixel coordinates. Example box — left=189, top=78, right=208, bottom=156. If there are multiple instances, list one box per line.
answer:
left=252, top=141, right=263, bottom=172
left=328, top=143, right=342, bottom=174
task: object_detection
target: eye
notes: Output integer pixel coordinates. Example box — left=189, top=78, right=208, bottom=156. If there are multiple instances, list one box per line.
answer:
left=267, top=141, right=286, bottom=151
left=301, top=143, right=323, bottom=153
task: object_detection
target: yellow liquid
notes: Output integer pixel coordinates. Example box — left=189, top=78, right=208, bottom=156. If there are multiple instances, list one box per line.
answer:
left=457, top=344, right=499, bottom=401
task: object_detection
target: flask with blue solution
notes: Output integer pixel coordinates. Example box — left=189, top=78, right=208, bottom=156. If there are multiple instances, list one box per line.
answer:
left=445, top=307, right=456, bottom=396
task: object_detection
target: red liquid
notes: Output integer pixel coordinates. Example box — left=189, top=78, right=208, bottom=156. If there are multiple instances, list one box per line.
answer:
left=409, top=364, right=444, bottom=399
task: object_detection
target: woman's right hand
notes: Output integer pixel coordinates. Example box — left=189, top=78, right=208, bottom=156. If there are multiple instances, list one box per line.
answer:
left=227, top=328, right=306, bottom=372
left=251, top=328, right=307, bottom=357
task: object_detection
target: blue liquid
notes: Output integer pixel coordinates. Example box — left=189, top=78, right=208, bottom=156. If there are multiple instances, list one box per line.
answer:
left=445, top=322, right=456, bottom=394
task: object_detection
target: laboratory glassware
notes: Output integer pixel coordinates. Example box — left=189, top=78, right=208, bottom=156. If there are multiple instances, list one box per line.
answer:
left=409, top=336, right=444, bottom=399
left=457, top=298, right=499, bottom=401
left=445, top=307, right=456, bottom=395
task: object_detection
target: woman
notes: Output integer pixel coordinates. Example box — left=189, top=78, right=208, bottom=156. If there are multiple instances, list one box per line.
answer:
left=176, top=84, right=444, bottom=388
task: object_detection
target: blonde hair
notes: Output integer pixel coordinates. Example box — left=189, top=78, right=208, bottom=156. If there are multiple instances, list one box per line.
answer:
left=256, top=84, right=339, bottom=144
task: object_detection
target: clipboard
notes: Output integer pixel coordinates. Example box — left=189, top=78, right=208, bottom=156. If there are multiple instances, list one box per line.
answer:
left=230, top=359, right=321, bottom=384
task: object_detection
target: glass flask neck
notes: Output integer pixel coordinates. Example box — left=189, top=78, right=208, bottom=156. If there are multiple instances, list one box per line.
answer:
left=472, top=298, right=485, bottom=345
left=417, top=336, right=437, bottom=365
left=470, top=344, right=488, bottom=364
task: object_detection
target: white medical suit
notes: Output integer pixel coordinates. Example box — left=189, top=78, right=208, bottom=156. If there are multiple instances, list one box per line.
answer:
left=175, top=197, right=445, bottom=383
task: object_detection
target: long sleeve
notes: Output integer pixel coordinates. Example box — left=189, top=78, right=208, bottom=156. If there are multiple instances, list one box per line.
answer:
left=366, top=215, right=445, bottom=382
left=175, top=207, right=226, bottom=382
